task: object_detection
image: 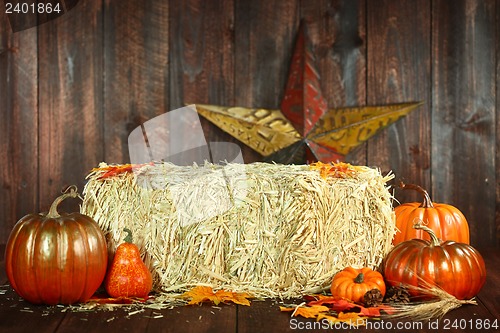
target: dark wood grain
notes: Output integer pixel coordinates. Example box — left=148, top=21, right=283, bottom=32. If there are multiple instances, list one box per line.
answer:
left=56, top=308, right=153, bottom=333
left=170, top=0, right=233, bottom=108
left=496, top=0, right=500, bottom=248
left=0, top=9, right=38, bottom=244
left=301, top=0, right=368, bottom=166
left=0, top=298, right=67, bottom=333
left=37, top=0, right=103, bottom=213
left=169, top=0, right=242, bottom=163
left=103, top=0, right=169, bottom=164
left=431, top=0, right=496, bottom=247
left=233, top=0, right=298, bottom=163
left=366, top=0, right=431, bottom=204
left=478, top=247, right=500, bottom=318
left=147, top=304, right=237, bottom=333
left=0, top=246, right=498, bottom=333
left=1, top=0, right=500, bottom=250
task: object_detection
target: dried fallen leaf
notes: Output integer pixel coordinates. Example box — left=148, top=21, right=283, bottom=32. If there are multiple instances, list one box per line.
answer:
left=180, top=286, right=252, bottom=306
left=317, top=311, right=367, bottom=327
left=93, top=163, right=153, bottom=179
left=359, top=304, right=395, bottom=317
left=309, top=162, right=361, bottom=179
left=280, top=304, right=330, bottom=319
left=305, top=295, right=394, bottom=317
left=87, top=294, right=150, bottom=305
left=307, top=296, right=356, bottom=311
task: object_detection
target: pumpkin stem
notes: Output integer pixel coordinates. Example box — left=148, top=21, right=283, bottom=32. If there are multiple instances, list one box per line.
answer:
left=123, top=228, right=133, bottom=243
left=354, top=273, right=364, bottom=284
left=399, top=182, right=434, bottom=208
left=413, top=220, right=441, bottom=246
left=46, top=185, right=80, bottom=218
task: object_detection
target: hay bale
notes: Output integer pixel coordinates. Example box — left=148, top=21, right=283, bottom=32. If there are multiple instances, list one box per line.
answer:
left=81, top=162, right=395, bottom=298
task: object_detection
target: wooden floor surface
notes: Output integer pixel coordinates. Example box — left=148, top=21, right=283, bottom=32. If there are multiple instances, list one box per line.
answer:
left=0, top=246, right=498, bottom=333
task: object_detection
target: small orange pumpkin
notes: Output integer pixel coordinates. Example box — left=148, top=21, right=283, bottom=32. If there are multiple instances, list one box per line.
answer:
left=393, top=182, right=469, bottom=245
left=330, top=267, right=386, bottom=304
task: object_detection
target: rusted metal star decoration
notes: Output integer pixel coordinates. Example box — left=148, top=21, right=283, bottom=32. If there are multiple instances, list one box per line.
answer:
left=195, top=23, right=422, bottom=164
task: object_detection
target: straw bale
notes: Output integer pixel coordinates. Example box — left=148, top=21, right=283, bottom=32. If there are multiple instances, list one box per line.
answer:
left=81, top=162, right=395, bottom=299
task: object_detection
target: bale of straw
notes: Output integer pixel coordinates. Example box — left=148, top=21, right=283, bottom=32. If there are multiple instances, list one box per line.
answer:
left=81, top=162, right=395, bottom=299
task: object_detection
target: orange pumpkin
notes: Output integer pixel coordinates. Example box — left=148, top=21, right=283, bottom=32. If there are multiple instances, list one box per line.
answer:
left=383, top=222, right=486, bottom=300
left=330, top=267, right=386, bottom=304
left=393, top=182, right=469, bottom=245
left=4, top=186, right=108, bottom=305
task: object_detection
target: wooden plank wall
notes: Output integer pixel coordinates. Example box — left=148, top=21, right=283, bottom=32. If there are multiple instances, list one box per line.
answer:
left=0, top=0, right=498, bottom=248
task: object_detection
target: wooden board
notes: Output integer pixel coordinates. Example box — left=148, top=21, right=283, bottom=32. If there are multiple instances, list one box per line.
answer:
left=300, top=0, right=367, bottom=166
left=0, top=0, right=499, bottom=248
left=0, top=248, right=498, bottom=333
left=496, top=0, right=500, bottom=247
left=233, top=0, right=298, bottom=163
left=0, top=9, right=38, bottom=244
left=431, top=0, right=496, bottom=246
left=103, top=0, right=169, bottom=164
left=169, top=0, right=241, bottom=163
left=37, top=0, right=103, bottom=213
left=366, top=0, right=431, bottom=204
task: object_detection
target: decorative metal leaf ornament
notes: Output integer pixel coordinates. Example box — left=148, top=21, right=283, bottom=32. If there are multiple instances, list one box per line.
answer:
left=195, top=23, right=422, bottom=163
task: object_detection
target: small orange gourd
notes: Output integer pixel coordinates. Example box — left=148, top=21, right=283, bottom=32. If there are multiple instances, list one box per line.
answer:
left=393, top=182, right=469, bottom=245
left=104, top=228, right=152, bottom=298
left=330, top=267, right=386, bottom=304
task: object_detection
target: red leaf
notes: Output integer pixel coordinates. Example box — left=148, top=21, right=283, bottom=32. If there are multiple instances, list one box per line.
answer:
left=358, top=304, right=395, bottom=317
left=307, top=296, right=357, bottom=312
left=305, top=295, right=395, bottom=317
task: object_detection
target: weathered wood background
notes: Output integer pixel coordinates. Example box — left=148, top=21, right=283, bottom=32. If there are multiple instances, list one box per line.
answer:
left=0, top=0, right=498, bottom=248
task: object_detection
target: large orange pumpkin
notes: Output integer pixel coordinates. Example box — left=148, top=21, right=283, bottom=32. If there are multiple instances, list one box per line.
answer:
left=383, top=222, right=486, bottom=300
left=393, top=182, right=469, bottom=245
left=4, top=186, right=108, bottom=305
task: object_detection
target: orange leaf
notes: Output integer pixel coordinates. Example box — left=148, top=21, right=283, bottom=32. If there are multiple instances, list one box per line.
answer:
left=93, top=163, right=154, bottom=179
left=316, top=312, right=367, bottom=327
left=309, top=162, right=360, bottom=179
left=180, top=286, right=251, bottom=306
left=280, top=305, right=330, bottom=319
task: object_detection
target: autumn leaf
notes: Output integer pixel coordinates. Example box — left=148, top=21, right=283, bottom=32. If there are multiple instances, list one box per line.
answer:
left=87, top=293, right=151, bottom=305
left=280, top=304, right=330, bottom=319
left=305, top=295, right=394, bottom=317
left=180, top=286, right=252, bottom=306
left=309, top=162, right=361, bottom=179
left=317, top=311, right=367, bottom=327
left=306, top=296, right=357, bottom=311
left=358, top=304, right=395, bottom=317
left=93, top=162, right=154, bottom=179
left=303, top=294, right=335, bottom=303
